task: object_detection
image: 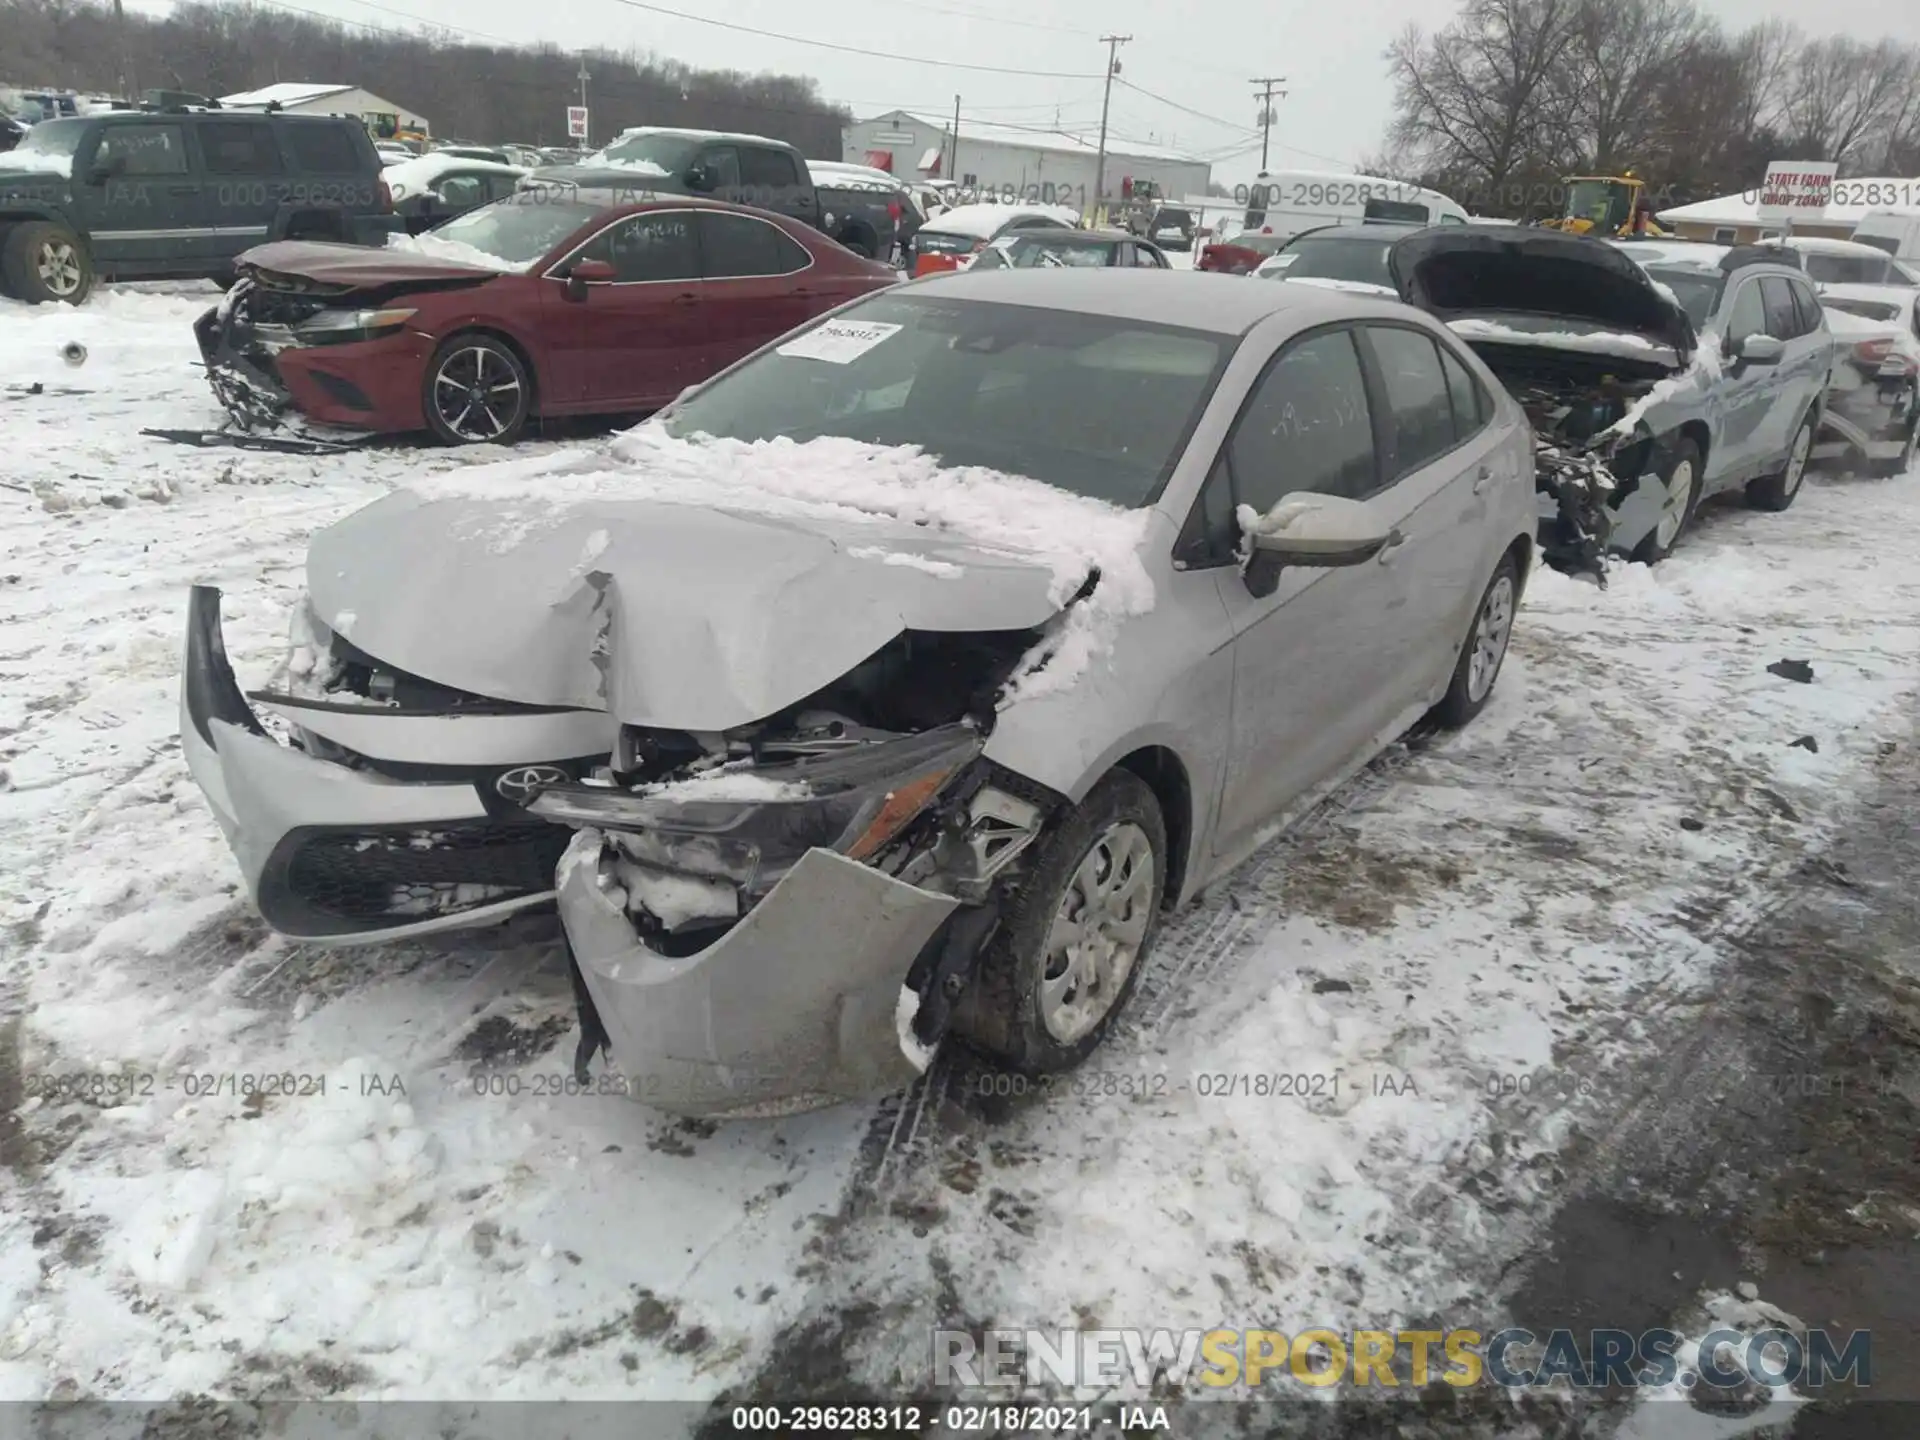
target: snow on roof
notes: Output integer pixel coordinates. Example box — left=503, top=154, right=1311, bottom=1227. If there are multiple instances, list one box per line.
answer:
left=219, top=82, right=354, bottom=108
left=889, top=113, right=1203, bottom=166
left=917, top=200, right=1083, bottom=239
left=1656, top=178, right=1913, bottom=229
left=383, top=152, right=526, bottom=196
left=612, top=124, right=783, bottom=148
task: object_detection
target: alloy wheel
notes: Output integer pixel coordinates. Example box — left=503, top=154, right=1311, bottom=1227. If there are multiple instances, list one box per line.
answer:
left=35, top=240, right=83, bottom=297
left=431, top=346, right=523, bottom=441
left=1039, top=821, right=1156, bottom=1044
left=1654, top=458, right=1695, bottom=548
left=1467, top=575, right=1516, bottom=704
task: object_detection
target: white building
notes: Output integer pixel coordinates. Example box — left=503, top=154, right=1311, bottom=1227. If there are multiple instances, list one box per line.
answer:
left=840, top=109, right=1209, bottom=216
left=1656, top=178, right=1916, bottom=244
left=219, top=83, right=430, bottom=138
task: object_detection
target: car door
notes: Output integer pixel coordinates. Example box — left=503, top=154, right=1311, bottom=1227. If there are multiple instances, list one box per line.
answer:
left=1711, top=277, right=1775, bottom=484
left=695, top=210, right=819, bottom=370
left=546, top=209, right=708, bottom=412
left=1781, top=276, right=1831, bottom=441
left=1353, top=322, right=1510, bottom=698
left=191, top=118, right=281, bottom=264
left=1200, top=325, right=1425, bottom=856
left=739, top=145, right=819, bottom=229
left=77, top=120, right=195, bottom=269
left=1752, top=276, right=1815, bottom=476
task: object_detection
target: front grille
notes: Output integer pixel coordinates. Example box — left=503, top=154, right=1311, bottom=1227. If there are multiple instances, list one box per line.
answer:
left=281, top=821, right=569, bottom=922
left=240, top=285, right=332, bottom=329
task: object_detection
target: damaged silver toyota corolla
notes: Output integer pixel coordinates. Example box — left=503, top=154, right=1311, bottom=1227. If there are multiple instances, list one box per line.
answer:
left=184, top=265, right=1538, bottom=1117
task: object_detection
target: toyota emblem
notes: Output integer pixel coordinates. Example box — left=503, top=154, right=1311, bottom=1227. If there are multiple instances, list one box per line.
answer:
left=495, top=764, right=569, bottom=805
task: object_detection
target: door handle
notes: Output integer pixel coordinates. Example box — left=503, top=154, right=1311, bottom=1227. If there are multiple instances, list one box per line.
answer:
left=1374, top=529, right=1408, bottom=564
left=168, top=185, right=198, bottom=197
left=1472, top=464, right=1493, bottom=495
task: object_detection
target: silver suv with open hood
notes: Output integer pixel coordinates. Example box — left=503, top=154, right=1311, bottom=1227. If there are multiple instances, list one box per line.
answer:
left=184, top=268, right=1538, bottom=1116
left=1389, top=229, right=1831, bottom=574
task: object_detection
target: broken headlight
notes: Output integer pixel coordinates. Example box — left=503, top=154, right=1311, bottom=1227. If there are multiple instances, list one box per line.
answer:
left=528, top=723, right=983, bottom=894
left=290, top=306, right=418, bottom=346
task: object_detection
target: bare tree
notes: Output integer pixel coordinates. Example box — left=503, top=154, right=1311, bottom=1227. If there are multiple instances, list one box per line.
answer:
left=1780, top=36, right=1917, bottom=167
left=1550, top=0, right=1710, bottom=171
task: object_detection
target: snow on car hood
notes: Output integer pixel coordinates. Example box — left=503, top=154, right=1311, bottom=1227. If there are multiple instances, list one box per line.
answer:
left=1390, top=227, right=1695, bottom=360
left=304, top=428, right=1156, bottom=731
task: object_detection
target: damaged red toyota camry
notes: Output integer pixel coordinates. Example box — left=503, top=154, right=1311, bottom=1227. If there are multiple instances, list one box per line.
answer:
left=193, top=190, right=899, bottom=443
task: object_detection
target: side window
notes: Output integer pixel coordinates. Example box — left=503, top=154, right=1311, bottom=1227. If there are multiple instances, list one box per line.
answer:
left=1361, top=325, right=1457, bottom=478
left=483, top=175, right=522, bottom=203
left=696, top=146, right=742, bottom=189
left=579, top=212, right=700, bottom=282
left=1760, top=277, right=1802, bottom=339
left=1788, top=280, right=1823, bottom=335
left=1725, top=281, right=1767, bottom=343
left=698, top=211, right=809, bottom=277
left=1227, top=328, right=1377, bottom=512
left=1439, top=212, right=1466, bottom=225
left=432, top=174, right=486, bottom=208
left=93, top=123, right=188, bottom=177
left=1133, top=245, right=1165, bottom=268
left=1175, top=450, right=1239, bottom=566
left=1437, top=343, right=1490, bottom=440
left=197, top=121, right=280, bottom=175
left=283, top=124, right=359, bottom=172
left=738, top=147, right=798, bottom=188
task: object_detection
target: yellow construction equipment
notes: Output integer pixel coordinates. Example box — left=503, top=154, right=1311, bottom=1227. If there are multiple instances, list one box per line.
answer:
left=1544, top=173, right=1670, bottom=237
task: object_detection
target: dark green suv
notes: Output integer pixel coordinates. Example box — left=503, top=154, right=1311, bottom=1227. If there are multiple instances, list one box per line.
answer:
left=0, top=109, right=402, bottom=304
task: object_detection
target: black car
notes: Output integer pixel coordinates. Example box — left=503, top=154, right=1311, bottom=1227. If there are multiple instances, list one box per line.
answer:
left=966, top=228, right=1170, bottom=271
left=383, top=156, right=527, bottom=234
left=0, top=109, right=401, bottom=303
left=1251, top=221, right=1424, bottom=290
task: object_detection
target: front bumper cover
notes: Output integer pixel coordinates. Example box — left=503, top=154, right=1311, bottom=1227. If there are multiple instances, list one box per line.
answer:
left=182, top=586, right=598, bottom=943
left=558, top=830, right=961, bottom=1118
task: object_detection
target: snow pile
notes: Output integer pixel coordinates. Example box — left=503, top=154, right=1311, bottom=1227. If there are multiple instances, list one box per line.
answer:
left=848, top=545, right=964, bottom=579
left=381, top=153, right=526, bottom=200
left=919, top=201, right=1083, bottom=240
left=4, top=150, right=72, bottom=177
left=1450, top=316, right=1681, bottom=363
left=1614, top=1289, right=1811, bottom=1435
left=383, top=230, right=527, bottom=272
left=578, top=147, right=670, bottom=177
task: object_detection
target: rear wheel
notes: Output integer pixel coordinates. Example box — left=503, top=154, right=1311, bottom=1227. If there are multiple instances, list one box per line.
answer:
left=1432, top=554, right=1519, bottom=729
left=955, top=770, right=1166, bottom=1073
left=1630, top=436, right=1701, bottom=563
left=1747, top=415, right=1814, bottom=510
left=1, top=221, right=92, bottom=305
left=422, top=333, right=531, bottom=445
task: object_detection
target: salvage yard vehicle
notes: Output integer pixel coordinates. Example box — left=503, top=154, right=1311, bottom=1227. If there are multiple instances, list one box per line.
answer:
left=1251, top=221, right=1415, bottom=294
left=193, top=191, right=897, bottom=444
left=967, top=228, right=1169, bottom=270
left=0, top=109, right=400, bottom=303
left=906, top=201, right=1082, bottom=276
left=182, top=270, right=1538, bottom=1114
left=1392, top=229, right=1830, bottom=573
left=380, top=152, right=527, bottom=234
left=1816, top=293, right=1920, bottom=475
left=1197, top=229, right=1292, bottom=275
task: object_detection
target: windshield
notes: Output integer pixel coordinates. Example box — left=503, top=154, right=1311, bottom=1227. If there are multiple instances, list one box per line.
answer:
left=1802, top=253, right=1895, bottom=285
left=664, top=293, right=1232, bottom=507
left=426, top=197, right=602, bottom=265
left=1566, top=179, right=1627, bottom=228
left=976, top=236, right=1114, bottom=269
left=1643, top=265, right=1724, bottom=329
left=1273, top=233, right=1396, bottom=286
left=585, top=132, right=699, bottom=176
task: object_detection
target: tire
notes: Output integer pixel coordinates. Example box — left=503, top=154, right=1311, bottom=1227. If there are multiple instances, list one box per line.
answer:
left=1629, top=435, right=1702, bottom=563
left=1, top=221, right=93, bottom=305
left=1747, top=414, right=1814, bottom=510
left=955, top=769, right=1167, bottom=1073
left=422, top=333, right=532, bottom=445
left=839, top=231, right=876, bottom=260
left=1432, top=553, right=1520, bottom=729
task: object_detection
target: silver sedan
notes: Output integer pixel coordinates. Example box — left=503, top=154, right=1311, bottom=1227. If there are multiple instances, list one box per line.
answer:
left=524, top=269, right=1539, bottom=1115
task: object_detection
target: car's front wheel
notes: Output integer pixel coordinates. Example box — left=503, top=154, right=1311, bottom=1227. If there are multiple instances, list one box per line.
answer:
left=1, top=221, right=93, bottom=305
left=423, top=333, right=531, bottom=445
left=1630, top=436, right=1702, bottom=563
left=956, top=769, right=1166, bottom=1073
left=1747, top=414, right=1814, bottom=510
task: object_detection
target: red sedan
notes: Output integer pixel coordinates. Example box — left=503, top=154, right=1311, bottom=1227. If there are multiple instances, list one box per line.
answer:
left=194, top=192, right=899, bottom=444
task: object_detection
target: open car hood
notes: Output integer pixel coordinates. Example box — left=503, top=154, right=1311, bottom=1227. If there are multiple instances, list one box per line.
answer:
left=305, top=493, right=1069, bottom=732
left=235, top=240, right=508, bottom=287
left=1388, top=228, right=1695, bottom=360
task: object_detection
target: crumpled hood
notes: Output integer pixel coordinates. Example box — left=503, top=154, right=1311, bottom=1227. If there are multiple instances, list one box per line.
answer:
left=236, top=239, right=506, bottom=287
left=1389, top=227, right=1695, bottom=360
left=306, top=492, right=1069, bottom=731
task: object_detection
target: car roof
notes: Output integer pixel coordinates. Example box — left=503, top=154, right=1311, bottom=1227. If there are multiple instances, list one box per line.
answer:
left=904, top=267, right=1403, bottom=335
left=1819, top=281, right=1918, bottom=304
left=1291, top=222, right=1424, bottom=241
left=1004, top=228, right=1132, bottom=243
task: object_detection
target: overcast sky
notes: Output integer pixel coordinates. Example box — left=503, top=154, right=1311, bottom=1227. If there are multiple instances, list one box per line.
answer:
left=142, top=0, right=1920, bottom=187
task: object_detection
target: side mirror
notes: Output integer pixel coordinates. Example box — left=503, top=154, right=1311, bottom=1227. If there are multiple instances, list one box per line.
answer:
left=564, top=257, right=616, bottom=298
left=1237, top=494, right=1396, bottom=598
left=1735, top=333, right=1784, bottom=367
left=684, top=164, right=714, bottom=192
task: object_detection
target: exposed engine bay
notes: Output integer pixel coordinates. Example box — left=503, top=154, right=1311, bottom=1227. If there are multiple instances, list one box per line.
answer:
left=1462, top=339, right=1670, bottom=580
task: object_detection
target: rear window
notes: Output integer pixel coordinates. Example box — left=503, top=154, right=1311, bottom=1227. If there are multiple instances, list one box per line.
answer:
left=1824, top=298, right=1901, bottom=322
left=1802, top=252, right=1894, bottom=285
left=1273, top=232, right=1396, bottom=286
left=198, top=120, right=280, bottom=175
left=917, top=230, right=982, bottom=255
left=284, top=123, right=362, bottom=173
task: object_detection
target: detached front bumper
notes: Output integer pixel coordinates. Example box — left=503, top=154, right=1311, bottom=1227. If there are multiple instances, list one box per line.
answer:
left=558, top=832, right=961, bottom=1118
left=182, top=587, right=609, bottom=943
left=1817, top=369, right=1917, bottom=464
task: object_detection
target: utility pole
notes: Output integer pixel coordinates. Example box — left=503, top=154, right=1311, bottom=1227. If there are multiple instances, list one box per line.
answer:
left=949, top=93, right=961, bottom=188
left=1093, top=34, right=1130, bottom=224
left=577, top=58, right=591, bottom=149
left=1250, top=76, right=1287, bottom=174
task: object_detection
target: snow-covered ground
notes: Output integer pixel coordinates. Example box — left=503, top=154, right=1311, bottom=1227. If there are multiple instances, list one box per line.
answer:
left=3, top=287, right=1919, bottom=1418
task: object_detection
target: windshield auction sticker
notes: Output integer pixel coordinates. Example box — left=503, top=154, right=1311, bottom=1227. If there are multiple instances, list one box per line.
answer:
left=777, top=320, right=903, bottom=364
